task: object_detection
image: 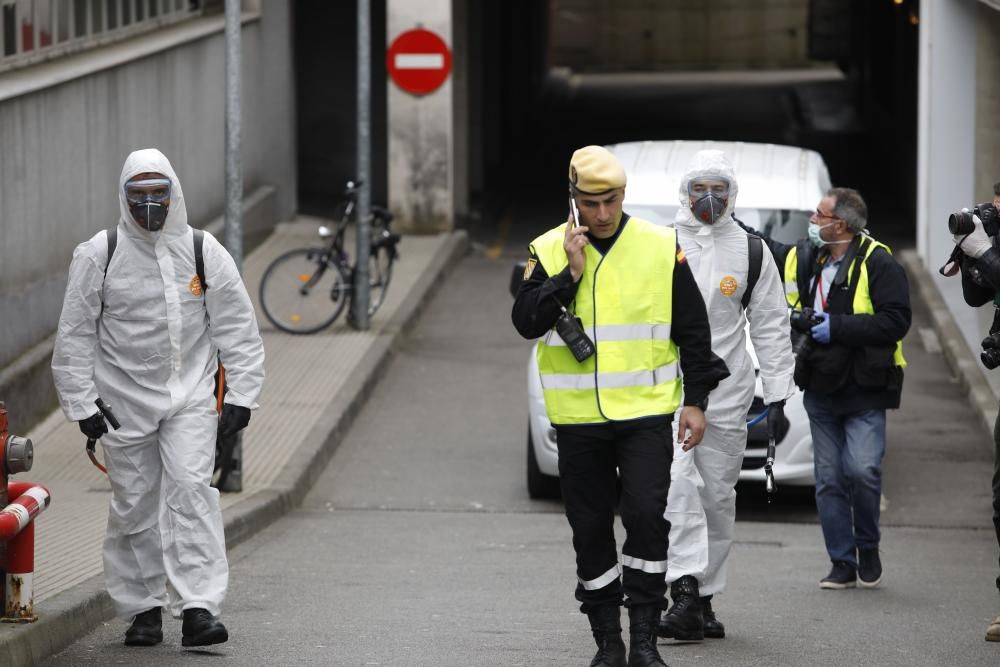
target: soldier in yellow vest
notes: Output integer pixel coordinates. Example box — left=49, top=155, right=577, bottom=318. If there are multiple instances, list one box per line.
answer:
left=742, top=188, right=910, bottom=591
left=512, top=146, right=729, bottom=667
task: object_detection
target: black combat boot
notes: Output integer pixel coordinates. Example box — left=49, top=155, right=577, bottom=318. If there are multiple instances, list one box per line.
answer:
left=627, top=605, right=668, bottom=666
left=657, top=576, right=703, bottom=641
left=124, top=607, right=163, bottom=646
left=181, top=608, right=229, bottom=647
left=586, top=605, right=626, bottom=667
left=700, top=596, right=725, bottom=639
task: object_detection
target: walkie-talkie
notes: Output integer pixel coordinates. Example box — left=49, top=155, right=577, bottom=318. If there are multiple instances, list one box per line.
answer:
left=555, top=306, right=595, bottom=362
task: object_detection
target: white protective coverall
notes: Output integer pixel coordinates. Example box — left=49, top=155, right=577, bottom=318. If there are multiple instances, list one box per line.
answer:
left=52, top=149, right=265, bottom=620
left=666, top=149, right=795, bottom=595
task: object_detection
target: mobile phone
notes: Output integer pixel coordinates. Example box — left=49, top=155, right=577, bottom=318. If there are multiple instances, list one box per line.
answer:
left=568, top=195, right=580, bottom=228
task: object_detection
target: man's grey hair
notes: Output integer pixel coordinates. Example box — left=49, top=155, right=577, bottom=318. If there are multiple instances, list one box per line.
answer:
left=993, top=181, right=1000, bottom=196
left=828, top=187, right=867, bottom=234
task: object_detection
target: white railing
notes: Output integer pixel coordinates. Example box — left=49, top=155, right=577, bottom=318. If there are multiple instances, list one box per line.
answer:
left=0, top=0, right=203, bottom=72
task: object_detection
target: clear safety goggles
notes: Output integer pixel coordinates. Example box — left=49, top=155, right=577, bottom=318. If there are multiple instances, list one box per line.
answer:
left=124, top=178, right=171, bottom=206
left=687, top=178, right=731, bottom=198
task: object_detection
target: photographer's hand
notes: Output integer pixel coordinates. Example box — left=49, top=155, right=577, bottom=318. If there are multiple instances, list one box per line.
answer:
left=953, top=214, right=992, bottom=259
left=810, top=311, right=831, bottom=344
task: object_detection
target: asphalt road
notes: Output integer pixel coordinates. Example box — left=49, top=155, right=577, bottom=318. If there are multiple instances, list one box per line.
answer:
left=45, top=231, right=999, bottom=666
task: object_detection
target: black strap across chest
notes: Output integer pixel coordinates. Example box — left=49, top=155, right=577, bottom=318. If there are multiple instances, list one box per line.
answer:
left=102, top=227, right=207, bottom=311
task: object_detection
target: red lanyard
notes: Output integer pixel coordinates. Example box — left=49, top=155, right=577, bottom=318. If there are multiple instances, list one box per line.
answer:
left=816, top=274, right=827, bottom=311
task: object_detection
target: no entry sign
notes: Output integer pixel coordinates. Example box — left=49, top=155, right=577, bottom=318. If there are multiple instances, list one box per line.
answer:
left=387, top=28, right=453, bottom=96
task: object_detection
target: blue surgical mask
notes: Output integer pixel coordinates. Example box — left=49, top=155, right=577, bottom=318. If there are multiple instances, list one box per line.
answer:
left=808, top=221, right=833, bottom=248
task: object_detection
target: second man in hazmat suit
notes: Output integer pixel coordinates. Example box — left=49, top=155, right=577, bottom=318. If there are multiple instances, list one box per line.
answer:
left=658, top=149, right=795, bottom=641
left=52, top=149, right=265, bottom=648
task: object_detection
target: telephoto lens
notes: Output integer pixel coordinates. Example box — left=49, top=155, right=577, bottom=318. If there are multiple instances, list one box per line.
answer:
left=948, top=209, right=976, bottom=236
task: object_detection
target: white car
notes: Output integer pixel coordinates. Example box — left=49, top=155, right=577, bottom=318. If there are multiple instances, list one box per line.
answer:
left=518, top=140, right=832, bottom=499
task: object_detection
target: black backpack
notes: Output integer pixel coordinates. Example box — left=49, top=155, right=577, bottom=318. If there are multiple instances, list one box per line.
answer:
left=741, top=234, right=764, bottom=311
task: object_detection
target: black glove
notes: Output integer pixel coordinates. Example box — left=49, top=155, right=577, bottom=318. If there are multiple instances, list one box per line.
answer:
left=218, top=404, right=251, bottom=438
left=79, top=412, right=109, bottom=440
left=766, top=401, right=785, bottom=436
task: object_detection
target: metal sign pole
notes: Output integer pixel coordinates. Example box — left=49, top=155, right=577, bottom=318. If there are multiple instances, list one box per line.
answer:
left=353, top=0, right=372, bottom=330
left=223, top=0, right=243, bottom=492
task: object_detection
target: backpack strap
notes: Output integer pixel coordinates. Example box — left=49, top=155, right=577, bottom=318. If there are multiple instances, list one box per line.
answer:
left=100, top=226, right=119, bottom=315
left=193, top=229, right=207, bottom=294
left=742, top=234, right=763, bottom=311
left=104, top=226, right=118, bottom=278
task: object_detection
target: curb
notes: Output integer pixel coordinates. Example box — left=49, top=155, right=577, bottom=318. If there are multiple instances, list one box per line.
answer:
left=899, top=249, right=996, bottom=442
left=0, top=230, right=470, bottom=666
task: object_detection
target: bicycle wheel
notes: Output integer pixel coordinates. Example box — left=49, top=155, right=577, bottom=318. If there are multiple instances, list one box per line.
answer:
left=366, top=243, right=395, bottom=316
left=259, top=247, right=349, bottom=334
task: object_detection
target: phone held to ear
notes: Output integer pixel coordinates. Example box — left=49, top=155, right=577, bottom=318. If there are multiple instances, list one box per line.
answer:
left=568, top=195, right=580, bottom=228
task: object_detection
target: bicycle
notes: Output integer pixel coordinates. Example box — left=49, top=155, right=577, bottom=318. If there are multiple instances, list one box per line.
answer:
left=259, top=181, right=400, bottom=334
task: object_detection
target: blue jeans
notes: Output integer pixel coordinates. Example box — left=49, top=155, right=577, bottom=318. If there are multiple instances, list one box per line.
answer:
left=803, top=391, right=887, bottom=567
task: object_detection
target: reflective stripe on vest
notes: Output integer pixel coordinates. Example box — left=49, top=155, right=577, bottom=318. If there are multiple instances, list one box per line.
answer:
left=531, top=218, right=682, bottom=424
left=784, top=235, right=906, bottom=368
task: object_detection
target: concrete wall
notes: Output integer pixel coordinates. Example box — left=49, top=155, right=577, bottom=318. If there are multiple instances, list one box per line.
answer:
left=975, top=4, right=1000, bottom=201
left=387, top=0, right=453, bottom=233
left=551, top=0, right=812, bottom=72
left=918, top=0, right=1000, bottom=399
left=0, top=4, right=296, bottom=429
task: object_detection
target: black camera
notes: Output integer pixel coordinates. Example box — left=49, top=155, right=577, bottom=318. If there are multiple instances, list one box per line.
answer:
left=555, top=310, right=595, bottom=362
left=981, top=332, right=1000, bottom=370
left=789, top=307, right=823, bottom=359
left=948, top=202, right=998, bottom=236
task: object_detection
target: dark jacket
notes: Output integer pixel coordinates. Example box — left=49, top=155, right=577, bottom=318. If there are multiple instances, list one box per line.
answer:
left=748, top=228, right=911, bottom=414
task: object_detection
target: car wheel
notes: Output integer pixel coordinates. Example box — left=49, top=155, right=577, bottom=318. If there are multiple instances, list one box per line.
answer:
left=527, top=425, right=561, bottom=500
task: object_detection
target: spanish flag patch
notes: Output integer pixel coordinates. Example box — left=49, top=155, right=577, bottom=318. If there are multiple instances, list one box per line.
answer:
left=676, top=248, right=687, bottom=264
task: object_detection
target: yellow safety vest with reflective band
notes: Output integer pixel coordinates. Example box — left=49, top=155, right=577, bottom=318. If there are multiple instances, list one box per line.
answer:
left=531, top=218, right=681, bottom=425
left=784, top=236, right=906, bottom=368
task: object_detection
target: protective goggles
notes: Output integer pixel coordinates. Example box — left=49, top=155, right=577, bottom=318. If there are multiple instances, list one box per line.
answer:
left=687, top=178, right=731, bottom=198
left=125, top=178, right=171, bottom=206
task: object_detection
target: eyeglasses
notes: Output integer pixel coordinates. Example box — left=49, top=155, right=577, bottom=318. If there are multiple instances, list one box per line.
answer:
left=125, top=178, right=171, bottom=206
left=813, top=208, right=839, bottom=221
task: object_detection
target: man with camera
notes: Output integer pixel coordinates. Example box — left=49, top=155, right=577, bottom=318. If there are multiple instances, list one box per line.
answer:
left=949, top=181, right=1000, bottom=641
left=512, top=145, right=729, bottom=667
left=745, top=188, right=910, bottom=590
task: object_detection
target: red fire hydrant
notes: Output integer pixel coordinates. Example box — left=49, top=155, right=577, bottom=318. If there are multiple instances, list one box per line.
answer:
left=0, top=401, right=47, bottom=623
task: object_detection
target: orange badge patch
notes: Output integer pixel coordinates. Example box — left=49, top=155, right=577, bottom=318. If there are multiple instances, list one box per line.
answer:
left=189, top=276, right=203, bottom=297
left=523, top=258, right=537, bottom=280
left=719, top=276, right=738, bottom=297
left=676, top=248, right=687, bottom=264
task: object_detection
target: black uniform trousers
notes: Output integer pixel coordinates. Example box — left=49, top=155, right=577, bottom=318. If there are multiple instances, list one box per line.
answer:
left=993, top=405, right=1000, bottom=573
left=555, top=416, right=673, bottom=613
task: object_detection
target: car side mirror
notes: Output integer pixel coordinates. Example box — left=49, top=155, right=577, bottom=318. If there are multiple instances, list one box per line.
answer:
left=509, top=262, right=527, bottom=298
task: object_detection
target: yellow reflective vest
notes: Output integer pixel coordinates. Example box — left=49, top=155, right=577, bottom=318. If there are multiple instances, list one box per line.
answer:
left=784, top=235, right=906, bottom=369
left=531, top=218, right=682, bottom=425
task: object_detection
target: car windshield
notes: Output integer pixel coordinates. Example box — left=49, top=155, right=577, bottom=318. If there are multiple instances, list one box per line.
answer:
left=625, top=205, right=812, bottom=245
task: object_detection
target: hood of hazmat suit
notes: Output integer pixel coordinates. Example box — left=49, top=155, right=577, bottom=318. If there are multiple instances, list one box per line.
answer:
left=52, top=148, right=265, bottom=620
left=665, top=149, right=796, bottom=596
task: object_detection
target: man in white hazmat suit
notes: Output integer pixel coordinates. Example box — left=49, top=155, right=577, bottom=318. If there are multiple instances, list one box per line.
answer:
left=658, top=150, right=795, bottom=641
left=52, top=149, right=265, bottom=648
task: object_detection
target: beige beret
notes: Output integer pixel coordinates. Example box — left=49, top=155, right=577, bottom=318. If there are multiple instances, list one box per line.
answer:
left=568, top=145, right=626, bottom=195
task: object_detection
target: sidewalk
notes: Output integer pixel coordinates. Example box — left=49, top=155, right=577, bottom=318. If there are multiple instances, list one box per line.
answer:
left=0, top=217, right=468, bottom=666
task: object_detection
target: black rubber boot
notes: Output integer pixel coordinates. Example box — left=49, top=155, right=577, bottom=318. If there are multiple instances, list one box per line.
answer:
left=124, top=607, right=163, bottom=646
left=700, top=596, right=725, bottom=639
left=181, top=608, right=229, bottom=647
left=657, top=576, right=703, bottom=641
left=586, top=605, right=626, bottom=667
left=627, top=605, right=669, bottom=667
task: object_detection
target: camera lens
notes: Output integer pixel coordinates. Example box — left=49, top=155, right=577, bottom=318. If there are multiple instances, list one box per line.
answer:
left=948, top=210, right=976, bottom=235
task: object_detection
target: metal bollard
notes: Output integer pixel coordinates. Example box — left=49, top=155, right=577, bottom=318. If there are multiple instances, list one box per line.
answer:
left=0, top=401, right=46, bottom=623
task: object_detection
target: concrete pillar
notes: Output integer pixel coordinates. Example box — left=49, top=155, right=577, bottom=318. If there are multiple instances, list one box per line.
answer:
left=387, top=0, right=454, bottom=233
left=917, top=0, right=995, bottom=392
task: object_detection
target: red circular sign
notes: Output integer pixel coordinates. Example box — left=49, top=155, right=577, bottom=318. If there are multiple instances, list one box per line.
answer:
left=387, top=28, right=453, bottom=96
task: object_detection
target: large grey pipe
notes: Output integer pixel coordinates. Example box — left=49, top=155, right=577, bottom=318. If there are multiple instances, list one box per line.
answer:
left=353, top=0, right=372, bottom=329
left=224, top=0, right=243, bottom=273
left=223, top=0, right=243, bottom=492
